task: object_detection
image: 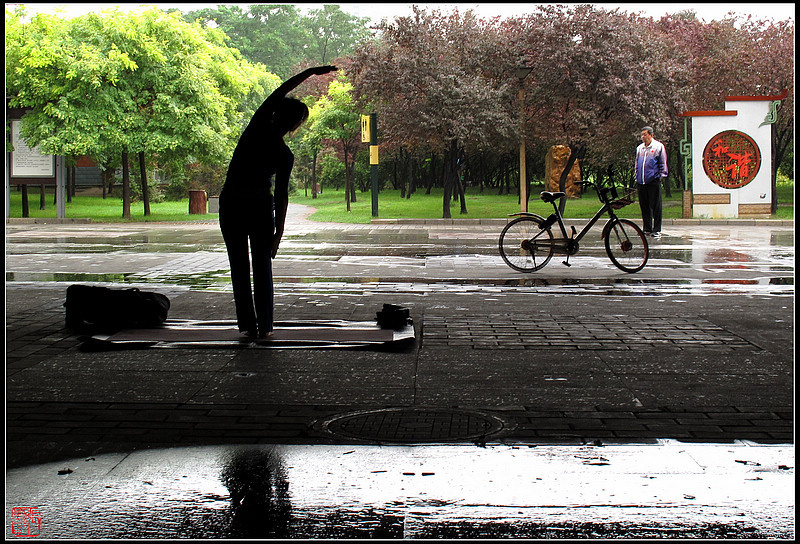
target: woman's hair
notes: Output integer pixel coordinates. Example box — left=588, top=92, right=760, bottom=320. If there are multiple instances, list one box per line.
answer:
left=274, top=97, right=309, bottom=134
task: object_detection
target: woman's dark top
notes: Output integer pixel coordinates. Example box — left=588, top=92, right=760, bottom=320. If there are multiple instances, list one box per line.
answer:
left=219, top=98, right=292, bottom=220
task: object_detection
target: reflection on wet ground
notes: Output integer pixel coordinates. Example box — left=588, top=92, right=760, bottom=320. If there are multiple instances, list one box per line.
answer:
left=5, top=222, right=794, bottom=294
left=6, top=444, right=793, bottom=539
left=5, top=272, right=794, bottom=297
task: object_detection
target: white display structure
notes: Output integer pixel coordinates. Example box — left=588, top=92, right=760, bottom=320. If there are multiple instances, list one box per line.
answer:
left=681, top=90, right=786, bottom=218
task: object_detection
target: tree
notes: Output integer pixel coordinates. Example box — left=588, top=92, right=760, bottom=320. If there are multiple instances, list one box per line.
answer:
left=297, top=101, right=325, bottom=198
left=504, top=4, right=691, bottom=200
left=7, top=6, right=263, bottom=218
left=184, top=4, right=372, bottom=78
left=307, top=77, right=363, bottom=211
left=303, top=5, right=372, bottom=65
left=350, top=6, right=517, bottom=218
left=183, top=4, right=309, bottom=78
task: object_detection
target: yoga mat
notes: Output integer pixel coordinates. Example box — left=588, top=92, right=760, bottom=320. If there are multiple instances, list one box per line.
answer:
left=81, top=319, right=415, bottom=350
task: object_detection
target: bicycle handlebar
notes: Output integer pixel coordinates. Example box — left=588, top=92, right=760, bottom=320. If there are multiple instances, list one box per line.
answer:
left=574, top=180, right=620, bottom=204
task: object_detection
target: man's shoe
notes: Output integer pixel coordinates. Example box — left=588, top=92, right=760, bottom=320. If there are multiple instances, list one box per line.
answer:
left=651, top=232, right=661, bottom=239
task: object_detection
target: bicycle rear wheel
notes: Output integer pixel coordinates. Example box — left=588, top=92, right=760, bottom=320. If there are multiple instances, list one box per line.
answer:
left=499, top=216, right=554, bottom=272
left=604, top=218, right=649, bottom=273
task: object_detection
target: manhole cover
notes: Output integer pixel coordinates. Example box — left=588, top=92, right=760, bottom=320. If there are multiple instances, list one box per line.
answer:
left=317, top=408, right=514, bottom=443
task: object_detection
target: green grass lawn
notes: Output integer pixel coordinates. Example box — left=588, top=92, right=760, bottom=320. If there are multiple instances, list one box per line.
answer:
left=294, top=183, right=795, bottom=223
left=7, top=183, right=794, bottom=223
left=7, top=191, right=220, bottom=222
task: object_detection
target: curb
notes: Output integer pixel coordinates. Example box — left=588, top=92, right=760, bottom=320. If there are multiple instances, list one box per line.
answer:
left=6, top=217, right=93, bottom=224
left=371, top=218, right=795, bottom=227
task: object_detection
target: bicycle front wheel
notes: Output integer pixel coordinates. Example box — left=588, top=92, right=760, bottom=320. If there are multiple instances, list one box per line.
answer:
left=499, top=216, right=554, bottom=272
left=604, top=218, right=649, bottom=273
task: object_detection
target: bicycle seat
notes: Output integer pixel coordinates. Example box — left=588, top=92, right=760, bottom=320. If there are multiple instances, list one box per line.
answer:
left=540, top=191, right=566, bottom=203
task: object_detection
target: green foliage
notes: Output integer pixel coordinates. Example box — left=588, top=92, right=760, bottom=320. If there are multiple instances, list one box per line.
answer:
left=5, top=4, right=793, bottom=222
left=182, top=4, right=370, bottom=77
left=7, top=181, right=792, bottom=223
left=128, top=176, right=166, bottom=204
left=6, top=6, right=272, bottom=165
left=317, top=151, right=347, bottom=190
left=303, top=5, right=372, bottom=65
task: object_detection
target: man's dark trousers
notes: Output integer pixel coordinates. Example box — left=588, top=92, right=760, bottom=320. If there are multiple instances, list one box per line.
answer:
left=637, top=180, right=662, bottom=234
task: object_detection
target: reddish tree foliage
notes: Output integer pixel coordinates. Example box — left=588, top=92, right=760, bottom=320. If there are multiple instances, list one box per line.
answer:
left=346, top=5, right=793, bottom=215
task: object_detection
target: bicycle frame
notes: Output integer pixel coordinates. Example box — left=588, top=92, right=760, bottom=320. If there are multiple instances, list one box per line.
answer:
left=511, top=193, right=619, bottom=255
left=500, top=182, right=648, bottom=273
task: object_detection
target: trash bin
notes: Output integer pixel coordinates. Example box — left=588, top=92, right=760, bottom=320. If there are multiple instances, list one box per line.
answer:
left=207, top=196, right=220, bottom=214
left=188, top=190, right=207, bottom=214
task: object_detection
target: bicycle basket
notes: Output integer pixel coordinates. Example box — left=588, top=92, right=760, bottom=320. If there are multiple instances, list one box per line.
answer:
left=610, top=189, right=637, bottom=210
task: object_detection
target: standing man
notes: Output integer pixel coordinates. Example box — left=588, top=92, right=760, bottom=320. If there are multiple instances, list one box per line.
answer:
left=634, top=126, right=668, bottom=238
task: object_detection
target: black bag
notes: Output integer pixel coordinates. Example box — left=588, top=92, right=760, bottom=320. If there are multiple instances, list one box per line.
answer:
left=376, top=304, right=411, bottom=329
left=65, top=285, right=170, bottom=330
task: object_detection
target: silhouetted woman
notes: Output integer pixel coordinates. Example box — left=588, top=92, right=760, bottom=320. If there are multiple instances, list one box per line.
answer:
left=220, top=65, right=337, bottom=338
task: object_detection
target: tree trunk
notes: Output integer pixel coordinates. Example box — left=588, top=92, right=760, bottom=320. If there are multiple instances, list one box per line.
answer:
left=70, top=163, right=76, bottom=199
left=456, top=176, right=467, bottom=214
left=21, top=185, right=29, bottom=218
left=311, top=150, right=318, bottom=199
left=426, top=153, right=435, bottom=194
left=408, top=156, right=417, bottom=198
left=442, top=140, right=463, bottom=219
left=139, top=151, right=151, bottom=216
left=771, top=122, right=782, bottom=214
left=349, top=161, right=357, bottom=203
left=396, top=155, right=405, bottom=198
left=344, top=149, right=351, bottom=212
left=122, top=150, right=131, bottom=220
left=455, top=148, right=467, bottom=214
left=101, top=167, right=112, bottom=198
left=39, top=185, right=46, bottom=210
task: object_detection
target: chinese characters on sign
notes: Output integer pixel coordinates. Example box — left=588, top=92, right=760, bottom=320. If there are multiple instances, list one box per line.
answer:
left=701, top=130, right=761, bottom=189
left=11, top=507, right=41, bottom=537
left=10, top=121, right=55, bottom=178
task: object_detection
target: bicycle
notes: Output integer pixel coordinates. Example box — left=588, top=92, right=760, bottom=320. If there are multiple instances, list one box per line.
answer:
left=499, top=180, right=649, bottom=273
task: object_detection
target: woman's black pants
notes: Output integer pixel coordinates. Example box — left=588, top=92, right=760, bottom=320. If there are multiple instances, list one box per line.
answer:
left=219, top=208, right=275, bottom=334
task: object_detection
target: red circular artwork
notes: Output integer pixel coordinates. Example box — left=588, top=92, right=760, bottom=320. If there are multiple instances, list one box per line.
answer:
left=702, top=130, right=761, bottom=189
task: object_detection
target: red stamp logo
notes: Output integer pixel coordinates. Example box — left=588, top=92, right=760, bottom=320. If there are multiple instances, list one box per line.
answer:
left=702, top=130, right=761, bottom=189
left=10, top=507, right=41, bottom=537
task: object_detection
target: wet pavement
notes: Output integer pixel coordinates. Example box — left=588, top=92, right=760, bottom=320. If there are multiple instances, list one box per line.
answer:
left=4, top=206, right=795, bottom=538
left=5, top=443, right=794, bottom=538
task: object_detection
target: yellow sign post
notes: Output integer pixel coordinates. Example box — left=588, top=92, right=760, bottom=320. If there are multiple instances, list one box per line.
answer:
left=366, top=113, right=379, bottom=216
left=369, top=145, right=379, bottom=165
left=361, top=115, right=371, bottom=143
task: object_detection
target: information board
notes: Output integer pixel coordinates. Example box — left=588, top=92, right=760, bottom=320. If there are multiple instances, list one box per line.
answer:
left=10, top=120, right=55, bottom=178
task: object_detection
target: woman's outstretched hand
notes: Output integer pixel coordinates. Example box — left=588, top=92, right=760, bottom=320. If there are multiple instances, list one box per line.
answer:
left=309, top=65, right=338, bottom=75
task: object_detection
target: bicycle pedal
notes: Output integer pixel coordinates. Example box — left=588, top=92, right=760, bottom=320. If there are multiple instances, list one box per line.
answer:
left=562, top=261, right=572, bottom=267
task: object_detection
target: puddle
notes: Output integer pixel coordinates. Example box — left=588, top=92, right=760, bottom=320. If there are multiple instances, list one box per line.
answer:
left=6, top=272, right=793, bottom=298
left=6, top=223, right=794, bottom=297
left=6, top=444, right=794, bottom=539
